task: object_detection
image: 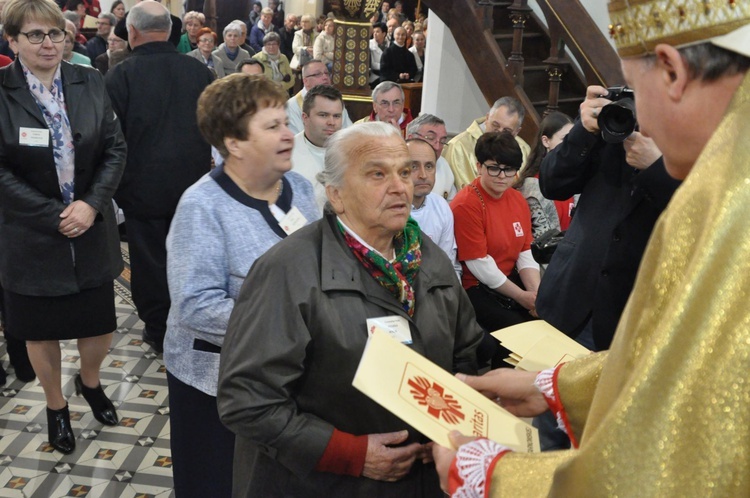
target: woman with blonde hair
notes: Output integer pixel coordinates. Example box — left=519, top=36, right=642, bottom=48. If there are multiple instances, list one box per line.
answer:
left=176, top=10, right=205, bottom=54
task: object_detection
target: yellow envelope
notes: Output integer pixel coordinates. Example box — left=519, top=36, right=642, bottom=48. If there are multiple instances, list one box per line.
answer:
left=491, top=321, right=591, bottom=371
left=82, top=15, right=99, bottom=29
left=352, top=330, right=540, bottom=452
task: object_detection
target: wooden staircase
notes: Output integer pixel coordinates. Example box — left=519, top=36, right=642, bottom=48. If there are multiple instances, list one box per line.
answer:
left=424, top=0, right=623, bottom=143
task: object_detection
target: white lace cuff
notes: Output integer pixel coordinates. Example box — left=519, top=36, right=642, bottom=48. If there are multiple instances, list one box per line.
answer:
left=534, top=367, right=556, bottom=402
left=534, top=367, right=568, bottom=435
left=453, top=439, right=510, bottom=498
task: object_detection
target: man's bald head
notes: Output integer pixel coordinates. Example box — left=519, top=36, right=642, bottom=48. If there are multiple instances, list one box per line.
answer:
left=127, top=0, right=172, bottom=48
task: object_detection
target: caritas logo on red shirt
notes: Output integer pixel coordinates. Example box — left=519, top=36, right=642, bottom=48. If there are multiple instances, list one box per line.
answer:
left=513, top=222, right=524, bottom=237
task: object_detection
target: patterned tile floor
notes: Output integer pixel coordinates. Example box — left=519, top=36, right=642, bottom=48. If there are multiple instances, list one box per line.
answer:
left=0, top=246, right=174, bottom=498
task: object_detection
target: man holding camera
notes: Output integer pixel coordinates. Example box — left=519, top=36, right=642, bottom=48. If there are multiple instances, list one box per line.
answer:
left=535, top=85, right=681, bottom=353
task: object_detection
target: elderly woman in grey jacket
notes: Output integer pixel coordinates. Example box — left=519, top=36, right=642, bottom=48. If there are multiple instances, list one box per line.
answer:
left=213, top=21, right=252, bottom=75
left=163, top=74, right=319, bottom=498
left=186, top=27, right=225, bottom=78
left=217, top=122, right=484, bottom=497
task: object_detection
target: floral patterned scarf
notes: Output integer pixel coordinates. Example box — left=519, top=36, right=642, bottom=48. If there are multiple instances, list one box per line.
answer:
left=23, top=62, right=75, bottom=204
left=338, top=218, right=422, bottom=316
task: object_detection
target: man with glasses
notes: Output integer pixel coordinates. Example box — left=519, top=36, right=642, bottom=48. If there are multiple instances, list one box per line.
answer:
left=450, top=131, right=540, bottom=369
left=443, top=96, right=530, bottom=190
left=406, top=113, right=457, bottom=200
left=287, top=59, right=353, bottom=135
left=406, top=139, right=461, bottom=279
left=355, top=80, right=413, bottom=136
left=93, top=31, right=127, bottom=75
left=85, top=12, right=115, bottom=61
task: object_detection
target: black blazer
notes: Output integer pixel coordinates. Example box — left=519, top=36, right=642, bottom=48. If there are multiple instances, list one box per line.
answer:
left=0, top=60, right=126, bottom=296
left=535, top=119, right=681, bottom=350
left=105, top=42, right=213, bottom=219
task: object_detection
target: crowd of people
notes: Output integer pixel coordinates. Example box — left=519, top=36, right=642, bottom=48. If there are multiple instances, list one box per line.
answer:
left=0, top=0, right=749, bottom=497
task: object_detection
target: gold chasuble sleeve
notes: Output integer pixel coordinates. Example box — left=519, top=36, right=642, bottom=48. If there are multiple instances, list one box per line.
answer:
left=555, top=351, right=606, bottom=442
left=487, top=74, right=750, bottom=497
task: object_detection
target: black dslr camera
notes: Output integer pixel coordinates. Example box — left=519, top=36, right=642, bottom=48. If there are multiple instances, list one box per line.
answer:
left=597, top=86, right=636, bottom=144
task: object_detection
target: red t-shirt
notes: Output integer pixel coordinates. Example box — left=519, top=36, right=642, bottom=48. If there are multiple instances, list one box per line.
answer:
left=451, top=178, right=533, bottom=290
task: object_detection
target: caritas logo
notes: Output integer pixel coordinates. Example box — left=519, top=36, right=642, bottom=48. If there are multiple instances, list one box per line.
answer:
left=407, top=376, right=465, bottom=424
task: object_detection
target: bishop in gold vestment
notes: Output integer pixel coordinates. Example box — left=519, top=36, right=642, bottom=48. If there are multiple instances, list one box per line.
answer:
left=435, top=2, right=750, bottom=496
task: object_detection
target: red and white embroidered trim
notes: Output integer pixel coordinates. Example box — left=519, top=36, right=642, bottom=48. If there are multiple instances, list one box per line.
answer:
left=534, top=367, right=567, bottom=434
left=453, top=439, right=510, bottom=498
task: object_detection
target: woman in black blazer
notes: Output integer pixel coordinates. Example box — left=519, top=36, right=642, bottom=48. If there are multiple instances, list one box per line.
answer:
left=0, top=0, right=126, bottom=454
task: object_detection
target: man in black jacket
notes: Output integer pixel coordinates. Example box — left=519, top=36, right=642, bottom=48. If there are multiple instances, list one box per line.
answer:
left=537, top=85, right=681, bottom=352
left=105, top=1, right=213, bottom=352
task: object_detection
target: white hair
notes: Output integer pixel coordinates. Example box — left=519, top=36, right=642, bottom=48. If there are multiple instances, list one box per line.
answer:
left=317, top=122, right=402, bottom=188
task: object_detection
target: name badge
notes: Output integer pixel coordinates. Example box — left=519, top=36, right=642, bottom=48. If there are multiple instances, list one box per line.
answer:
left=279, top=206, right=307, bottom=235
left=366, top=315, right=413, bottom=344
left=19, top=127, right=50, bottom=147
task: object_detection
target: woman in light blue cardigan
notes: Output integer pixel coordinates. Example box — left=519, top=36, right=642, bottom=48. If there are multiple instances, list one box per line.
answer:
left=163, top=74, right=320, bottom=497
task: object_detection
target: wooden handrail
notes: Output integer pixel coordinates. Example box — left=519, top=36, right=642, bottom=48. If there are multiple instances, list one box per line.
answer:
left=423, top=0, right=623, bottom=139
left=535, top=0, right=623, bottom=86
left=424, top=0, right=541, bottom=142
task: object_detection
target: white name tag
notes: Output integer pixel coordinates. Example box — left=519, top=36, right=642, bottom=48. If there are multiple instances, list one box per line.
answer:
left=366, top=315, right=413, bottom=344
left=19, top=127, right=50, bottom=147
left=279, top=206, right=307, bottom=235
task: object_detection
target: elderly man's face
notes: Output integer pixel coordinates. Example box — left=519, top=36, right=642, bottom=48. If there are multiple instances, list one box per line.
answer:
left=409, top=122, right=448, bottom=156
left=284, top=15, right=297, bottom=30
left=408, top=140, right=437, bottom=201
left=96, top=18, right=112, bottom=37
left=302, top=96, right=343, bottom=148
left=387, top=18, right=398, bottom=35
left=303, top=62, right=331, bottom=89
left=329, top=135, right=413, bottom=245
left=486, top=105, right=521, bottom=135
left=373, top=87, right=404, bottom=123
left=108, top=33, right=127, bottom=51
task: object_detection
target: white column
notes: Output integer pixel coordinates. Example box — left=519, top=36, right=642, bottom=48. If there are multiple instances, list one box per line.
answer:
left=421, top=10, right=487, bottom=135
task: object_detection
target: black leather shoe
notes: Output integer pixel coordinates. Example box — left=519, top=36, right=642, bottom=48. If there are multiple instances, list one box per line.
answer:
left=74, top=374, right=118, bottom=426
left=47, top=404, right=75, bottom=454
left=141, top=329, right=164, bottom=353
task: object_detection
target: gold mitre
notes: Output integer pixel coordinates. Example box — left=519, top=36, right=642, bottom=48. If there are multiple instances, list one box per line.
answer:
left=608, top=0, right=750, bottom=57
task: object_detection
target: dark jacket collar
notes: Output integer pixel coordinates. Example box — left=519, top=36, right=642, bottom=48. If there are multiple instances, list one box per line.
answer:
left=130, top=41, right=178, bottom=56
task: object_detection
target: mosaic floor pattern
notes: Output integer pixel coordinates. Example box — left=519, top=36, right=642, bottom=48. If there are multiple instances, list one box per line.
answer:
left=0, top=246, right=174, bottom=498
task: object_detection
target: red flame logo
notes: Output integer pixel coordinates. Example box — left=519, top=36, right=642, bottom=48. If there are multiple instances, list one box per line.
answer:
left=408, top=376, right=465, bottom=424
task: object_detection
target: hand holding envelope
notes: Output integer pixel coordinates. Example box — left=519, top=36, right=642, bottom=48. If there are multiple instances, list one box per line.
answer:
left=456, top=369, right=549, bottom=418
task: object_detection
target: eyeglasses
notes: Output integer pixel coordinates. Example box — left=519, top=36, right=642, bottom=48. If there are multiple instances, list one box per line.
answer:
left=413, top=131, right=448, bottom=146
left=305, top=71, right=329, bottom=79
left=377, top=99, right=403, bottom=109
left=482, top=163, right=518, bottom=177
left=20, top=29, right=66, bottom=44
left=197, top=38, right=214, bottom=44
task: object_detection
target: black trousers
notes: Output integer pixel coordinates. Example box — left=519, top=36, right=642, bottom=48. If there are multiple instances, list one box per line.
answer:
left=124, top=216, right=172, bottom=341
left=466, top=285, right=534, bottom=369
left=167, top=371, right=234, bottom=498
